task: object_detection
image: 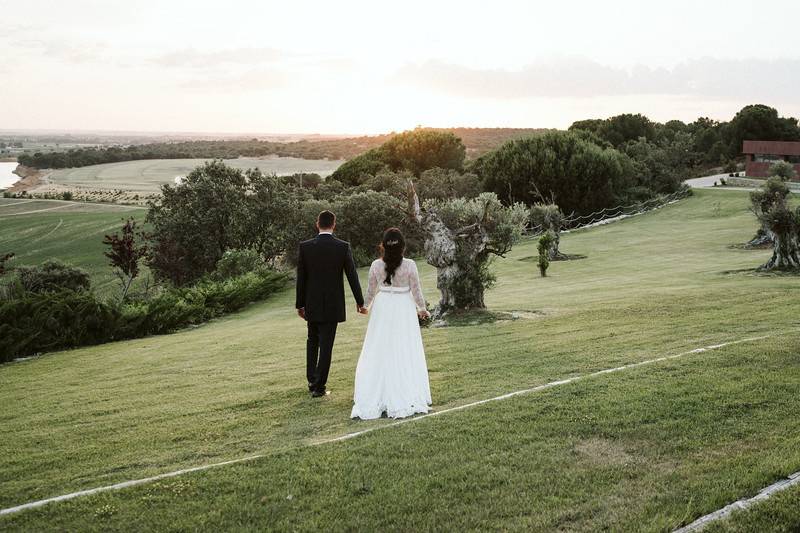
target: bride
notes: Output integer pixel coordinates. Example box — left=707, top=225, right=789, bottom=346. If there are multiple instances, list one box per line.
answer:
left=351, top=227, right=432, bottom=420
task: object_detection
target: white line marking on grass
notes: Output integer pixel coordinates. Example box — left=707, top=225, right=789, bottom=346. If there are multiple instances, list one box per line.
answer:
left=0, top=199, right=36, bottom=208
left=0, top=334, right=772, bottom=517
left=0, top=201, right=144, bottom=217
left=34, top=218, right=64, bottom=241
left=0, top=204, right=75, bottom=216
left=673, top=471, right=800, bottom=532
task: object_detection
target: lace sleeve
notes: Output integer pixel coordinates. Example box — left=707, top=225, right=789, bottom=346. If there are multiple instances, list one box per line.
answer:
left=409, top=260, right=426, bottom=310
left=365, top=261, right=381, bottom=308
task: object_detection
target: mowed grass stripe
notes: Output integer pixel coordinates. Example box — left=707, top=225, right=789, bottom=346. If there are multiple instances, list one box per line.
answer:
left=2, top=333, right=798, bottom=531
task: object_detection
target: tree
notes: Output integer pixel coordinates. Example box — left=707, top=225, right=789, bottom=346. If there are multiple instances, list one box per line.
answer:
left=622, top=134, right=691, bottom=194
left=103, top=218, right=148, bottom=300
left=329, top=129, right=466, bottom=185
left=414, top=168, right=481, bottom=201
left=146, top=160, right=252, bottom=285
left=473, top=131, right=632, bottom=215
left=770, top=161, right=797, bottom=181
left=723, top=104, right=800, bottom=159
left=409, top=185, right=527, bottom=314
left=530, top=203, right=566, bottom=259
left=380, top=129, right=465, bottom=176
left=757, top=200, right=800, bottom=271
left=748, top=178, right=790, bottom=247
left=537, top=232, right=555, bottom=277
left=328, top=148, right=388, bottom=186
left=333, top=190, right=409, bottom=265
left=569, top=114, right=656, bottom=147
left=246, top=171, right=305, bottom=265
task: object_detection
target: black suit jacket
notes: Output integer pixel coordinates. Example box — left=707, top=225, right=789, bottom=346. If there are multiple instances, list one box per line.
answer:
left=296, top=234, right=364, bottom=323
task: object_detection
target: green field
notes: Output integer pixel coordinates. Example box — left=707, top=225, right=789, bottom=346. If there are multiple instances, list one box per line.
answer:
left=46, top=157, right=344, bottom=193
left=0, top=198, right=147, bottom=294
left=1, top=189, right=799, bottom=531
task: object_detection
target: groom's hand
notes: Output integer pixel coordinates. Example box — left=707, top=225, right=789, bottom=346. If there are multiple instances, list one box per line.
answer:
left=357, top=305, right=368, bottom=315
left=297, top=308, right=305, bottom=319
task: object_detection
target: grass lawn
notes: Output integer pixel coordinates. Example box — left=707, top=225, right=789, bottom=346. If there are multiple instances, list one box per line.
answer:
left=0, top=198, right=147, bottom=295
left=1, top=188, right=799, bottom=530
left=47, top=157, right=345, bottom=193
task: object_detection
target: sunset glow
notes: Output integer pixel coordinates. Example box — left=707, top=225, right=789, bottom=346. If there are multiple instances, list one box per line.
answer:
left=3, top=0, right=799, bottom=133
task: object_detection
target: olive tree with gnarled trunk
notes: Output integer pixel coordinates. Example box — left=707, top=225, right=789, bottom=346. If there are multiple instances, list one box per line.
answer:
left=408, top=183, right=527, bottom=315
left=758, top=200, right=800, bottom=271
left=747, top=178, right=790, bottom=248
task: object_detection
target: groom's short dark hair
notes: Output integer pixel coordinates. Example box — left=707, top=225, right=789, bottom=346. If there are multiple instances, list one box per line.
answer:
left=317, top=210, right=336, bottom=229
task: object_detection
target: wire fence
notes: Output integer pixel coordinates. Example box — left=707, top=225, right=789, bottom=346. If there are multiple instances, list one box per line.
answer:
left=524, top=187, right=692, bottom=237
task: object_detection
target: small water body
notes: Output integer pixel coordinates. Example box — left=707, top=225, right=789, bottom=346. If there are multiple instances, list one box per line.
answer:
left=0, top=162, right=20, bottom=189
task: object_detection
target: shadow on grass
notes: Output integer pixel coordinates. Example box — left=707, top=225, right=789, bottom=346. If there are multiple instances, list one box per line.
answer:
left=720, top=267, right=800, bottom=277
left=432, top=309, right=546, bottom=328
left=517, top=254, right=588, bottom=262
left=728, top=243, right=771, bottom=250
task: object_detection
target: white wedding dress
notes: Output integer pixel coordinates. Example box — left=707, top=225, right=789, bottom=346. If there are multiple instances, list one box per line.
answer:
left=350, top=258, right=432, bottom=420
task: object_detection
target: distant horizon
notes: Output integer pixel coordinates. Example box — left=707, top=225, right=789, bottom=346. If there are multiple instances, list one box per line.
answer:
left=0, top=125, right=554, bottom=139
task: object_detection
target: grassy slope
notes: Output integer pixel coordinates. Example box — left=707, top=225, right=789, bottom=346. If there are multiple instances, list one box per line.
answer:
left=0, top=198, right=147, bottom=295
left=1, top=189, right=799, bottom=530
left=47, top=157, right=345, bottom=193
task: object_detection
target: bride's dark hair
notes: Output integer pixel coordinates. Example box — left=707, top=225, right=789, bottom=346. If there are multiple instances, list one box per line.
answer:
left=380, top=227, right=405, bottom=285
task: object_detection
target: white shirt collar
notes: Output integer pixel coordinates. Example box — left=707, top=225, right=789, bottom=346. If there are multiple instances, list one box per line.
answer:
left=318, top=230, right=333, bottom=235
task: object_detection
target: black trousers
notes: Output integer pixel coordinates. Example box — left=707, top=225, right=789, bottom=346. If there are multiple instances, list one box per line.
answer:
left=306, top=321, right=338, bottom=392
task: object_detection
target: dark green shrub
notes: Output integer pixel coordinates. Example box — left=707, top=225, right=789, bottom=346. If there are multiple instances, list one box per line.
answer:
left=117, top=270, right=288, bottom=338
left=0, top=291, right=119, bottom=362
left=537, top=232, right=555, bottom=277
left=0, top=270, right=288, bottom=362
left=17, top=259, right=90, bottom=294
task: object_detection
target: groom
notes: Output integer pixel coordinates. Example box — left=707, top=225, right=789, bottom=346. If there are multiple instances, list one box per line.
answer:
left=296, top=210, right=366, bottom=397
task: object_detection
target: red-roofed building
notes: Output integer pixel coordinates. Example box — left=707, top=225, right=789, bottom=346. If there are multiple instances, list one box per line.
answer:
left=742, top=140, right=800, bottom=179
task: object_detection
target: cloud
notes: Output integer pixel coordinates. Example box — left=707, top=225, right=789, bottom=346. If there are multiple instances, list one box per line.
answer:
left=9, top=37, right=110, bottom=64
left=178, top=68, right=287, bottom=92
left=151, top=47, right=287, bottom=68
left=394, top=57, right=800, bottom=102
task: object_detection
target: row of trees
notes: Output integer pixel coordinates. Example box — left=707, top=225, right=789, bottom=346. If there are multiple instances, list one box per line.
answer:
left=569, top=104, right=800, bottom=165
left=17, top=105, right=800, bottom=174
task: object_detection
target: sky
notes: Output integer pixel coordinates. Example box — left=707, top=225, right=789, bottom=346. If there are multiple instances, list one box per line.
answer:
left=2, top=0, right=799, bottom=134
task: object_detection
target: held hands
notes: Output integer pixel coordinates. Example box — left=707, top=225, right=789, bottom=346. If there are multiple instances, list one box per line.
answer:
left=357, top=305, right=368, bottom=315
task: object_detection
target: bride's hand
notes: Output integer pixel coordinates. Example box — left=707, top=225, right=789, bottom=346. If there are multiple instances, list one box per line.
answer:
left=418, top=310, right=431, bottom=319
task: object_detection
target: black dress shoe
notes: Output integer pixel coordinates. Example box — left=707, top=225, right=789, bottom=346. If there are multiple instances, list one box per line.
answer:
left=310, top=389, right=329, bottom=398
